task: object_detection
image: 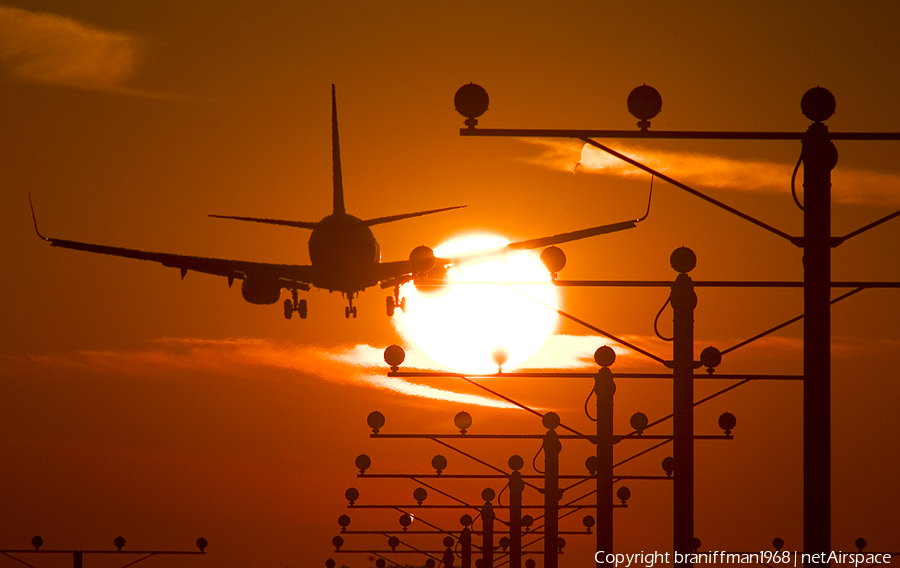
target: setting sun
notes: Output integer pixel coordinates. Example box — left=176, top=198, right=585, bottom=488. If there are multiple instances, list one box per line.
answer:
left=394, top=234, right=558, bottom=374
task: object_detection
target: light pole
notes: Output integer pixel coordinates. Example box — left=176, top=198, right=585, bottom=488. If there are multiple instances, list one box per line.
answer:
left=798, top=89, right=838, bottom=564
left=670, top=247, right=698, bottom=567
left=481, top=489, right=495, bottom=568
left=541, top=413, right=561, bottom=568
left=593, top=346, right=615, bottom=556
left=508, top=456, right=525, bottom=568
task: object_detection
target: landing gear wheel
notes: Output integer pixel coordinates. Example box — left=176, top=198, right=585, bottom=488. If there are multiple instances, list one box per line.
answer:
left=387, top=285, right=405, bottom=316
left=298, top=299, right=308, bottom=319
left=285, top=290, right=307, bottom=320
left=344, top=293, right=358, bottom=319
left=386, top=296, right=396, bottom=317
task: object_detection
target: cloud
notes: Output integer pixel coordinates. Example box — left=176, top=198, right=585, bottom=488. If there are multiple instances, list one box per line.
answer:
left=3, top=337, right=520, bottom=409
left=522, top=139, right=900, bottom=206
left=0, top=334, right=672, bottom=408
left=4, top=332, right=890, bottom=412
left=0, top=6, right=139, bottom=92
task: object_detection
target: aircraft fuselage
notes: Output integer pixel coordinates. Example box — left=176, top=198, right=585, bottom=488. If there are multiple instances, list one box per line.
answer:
left=308, top=213, right=381, bottom=294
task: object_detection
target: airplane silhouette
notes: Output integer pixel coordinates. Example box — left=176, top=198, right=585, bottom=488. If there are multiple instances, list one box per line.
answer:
left=31, top=85, right=650, bottom=319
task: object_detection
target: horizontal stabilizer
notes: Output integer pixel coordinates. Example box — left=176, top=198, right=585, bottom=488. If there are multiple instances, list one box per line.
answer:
left=209, top=214, right=320, bottom=230
left=362, top=205, right=466, bottom=227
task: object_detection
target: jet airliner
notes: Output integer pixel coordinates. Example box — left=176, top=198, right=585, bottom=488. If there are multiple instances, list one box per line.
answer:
left=31, top=86, right=649, bottom=319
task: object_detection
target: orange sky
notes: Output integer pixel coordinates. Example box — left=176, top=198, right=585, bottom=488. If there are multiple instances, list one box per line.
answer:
left=2, top=2, right=899, bottom=567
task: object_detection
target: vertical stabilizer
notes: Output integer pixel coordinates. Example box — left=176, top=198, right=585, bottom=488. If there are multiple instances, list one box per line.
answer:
left=331, top=84, right=345, bottom=215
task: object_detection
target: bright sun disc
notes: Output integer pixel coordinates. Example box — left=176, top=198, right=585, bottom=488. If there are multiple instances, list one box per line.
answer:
left=394, top=234, right=558, bottom=374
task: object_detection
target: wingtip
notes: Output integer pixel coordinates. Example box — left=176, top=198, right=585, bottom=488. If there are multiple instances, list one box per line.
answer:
left=28, top=193, right=50, bottom=241
left=636, top=177, right=654, bottom=222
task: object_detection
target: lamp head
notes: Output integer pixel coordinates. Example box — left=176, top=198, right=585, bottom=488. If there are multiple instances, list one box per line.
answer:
left=383, top=344, right=406, bottom=371
left=491, top=346, right=510, bottom=371
left=432, top=454, right=448, bottom=474
left=801, top=87, right=835, bottom=122
left=355, top=454, right=371, bottom=474
left=594, top=346, right=616, bottom=367
left=367, top=410, right=385, bottom=434
left=455, top=83, right=490, bottom=127
left=454, top=411, right=473, bottom=434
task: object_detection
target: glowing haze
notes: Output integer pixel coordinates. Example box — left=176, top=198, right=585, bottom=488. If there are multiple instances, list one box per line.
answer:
left=394, top=234, right=558, bottom=374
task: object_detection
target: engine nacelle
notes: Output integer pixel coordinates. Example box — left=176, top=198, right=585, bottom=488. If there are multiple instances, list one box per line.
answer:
left=413, top=265, right=451, bottom=297
left=241, top=277, right=281, bottom=305
left=409, top=245, right=436, bottom=275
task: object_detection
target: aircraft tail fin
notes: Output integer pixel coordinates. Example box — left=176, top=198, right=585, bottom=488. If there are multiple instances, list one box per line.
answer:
left=332, top=84, right=345, bottom=216
left=362, top=205, right=466, bottom=227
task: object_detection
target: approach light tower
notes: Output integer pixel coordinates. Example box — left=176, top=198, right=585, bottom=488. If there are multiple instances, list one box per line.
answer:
left=452, top=82, right=900, bottom=567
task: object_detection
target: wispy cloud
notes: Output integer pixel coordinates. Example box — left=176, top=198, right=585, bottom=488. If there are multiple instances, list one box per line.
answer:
left=6, top=333, right=884, bottom=407
left=3, top=338, right=520, bottom=409
left=522, top=139, right=900, bottom=206
left=0, top=6, right=139, bottom=92
left=0, top=335, right=661, bottom=407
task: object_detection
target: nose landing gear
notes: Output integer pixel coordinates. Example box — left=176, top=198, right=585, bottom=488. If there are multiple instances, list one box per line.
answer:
left=344, top=293, right=358, bottom=319
left=283, top=289, right=308, bottom=319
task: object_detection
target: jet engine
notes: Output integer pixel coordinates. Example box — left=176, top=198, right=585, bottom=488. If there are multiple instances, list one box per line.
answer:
left=409, top=245, right=436, bottom=275
left=408, top=245, right=451, bottom=296
left=241, top=277, right=281, bottom=305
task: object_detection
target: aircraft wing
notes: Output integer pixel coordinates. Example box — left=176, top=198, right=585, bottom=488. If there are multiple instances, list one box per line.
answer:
left=377, top=217, right=644, bottom=291
left=434, top=182, right=652, bottom=270
left=377, top=260, right=417, bottom=286
left=439, top=184, right=653, bottom=270
left=440, top=219, right=641, bottom=268
left=35, top=235, right=313, bottom=289
left=30, top=195, right=312, bottom=287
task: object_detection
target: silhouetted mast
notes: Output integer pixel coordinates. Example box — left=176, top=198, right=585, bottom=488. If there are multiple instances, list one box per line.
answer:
left=331, top=84, right=345, bottom=215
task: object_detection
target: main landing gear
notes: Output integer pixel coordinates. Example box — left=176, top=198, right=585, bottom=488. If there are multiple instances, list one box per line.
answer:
left=284, top=289, right=308, bottom=320
left=344, top=293, right=358, bottom=319
left=385, top=286, right=406, bottom=317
